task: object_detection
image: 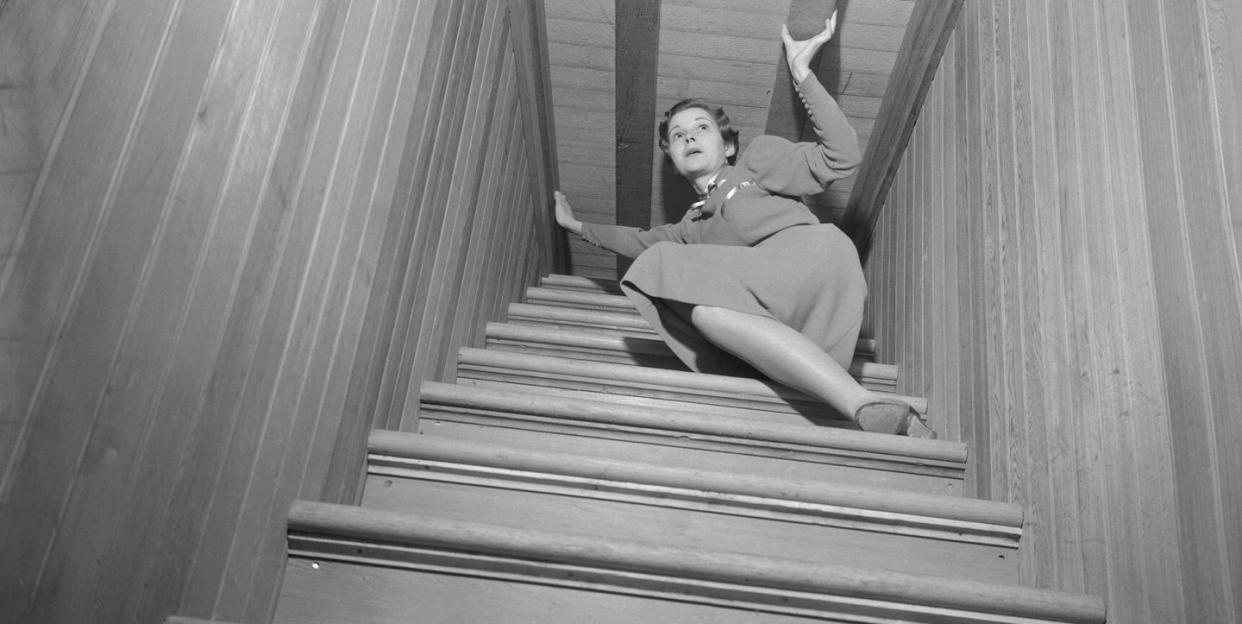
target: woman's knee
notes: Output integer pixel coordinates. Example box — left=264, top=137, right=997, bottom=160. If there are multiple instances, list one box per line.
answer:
left=689, top=304, right=723, bottom=328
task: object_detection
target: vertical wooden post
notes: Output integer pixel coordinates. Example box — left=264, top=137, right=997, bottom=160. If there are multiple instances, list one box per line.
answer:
left=614, top=0, right=660, bottom=278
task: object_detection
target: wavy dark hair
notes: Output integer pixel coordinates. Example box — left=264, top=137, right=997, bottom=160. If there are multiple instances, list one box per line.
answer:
left=657, top=99, right=740, bottom=165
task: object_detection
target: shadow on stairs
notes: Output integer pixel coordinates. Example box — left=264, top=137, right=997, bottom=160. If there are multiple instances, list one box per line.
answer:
left=269, top=274, right=1106, bottom=623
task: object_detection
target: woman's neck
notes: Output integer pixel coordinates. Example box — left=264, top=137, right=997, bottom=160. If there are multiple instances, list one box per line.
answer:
left=691, top=168, right=726, bottom=196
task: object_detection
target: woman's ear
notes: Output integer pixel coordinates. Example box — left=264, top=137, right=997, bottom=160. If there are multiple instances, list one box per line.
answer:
left=725, top=142, right=737, bottom=158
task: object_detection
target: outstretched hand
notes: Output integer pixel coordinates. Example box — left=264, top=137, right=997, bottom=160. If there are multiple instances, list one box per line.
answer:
left=554, top=190, right=582, bottom=235
left=781, top=10, right=837, bottom=83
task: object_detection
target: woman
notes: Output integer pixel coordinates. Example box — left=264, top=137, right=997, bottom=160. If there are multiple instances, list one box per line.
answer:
left=554, top=13, right=934, bottom=438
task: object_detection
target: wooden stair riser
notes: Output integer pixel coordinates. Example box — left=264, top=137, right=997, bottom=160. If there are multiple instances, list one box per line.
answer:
left=535, top=275, right=880, bottom=362
left=505, top=301, right=659, bottom=338
left=454, top=347, right=928, bottom=420
left=507, top=300, right=878, bottom=363
left=539, top=273, right=624, bottom=294
left=451, top=378, right=853, bottom=429
left=362, top=436, right=1020, bottom=583
left=364, top=473, right=1019, bottom=583
left=484, top=322, right=897, bottom=391
left=276, top=502, right=1105, bottom=624
left=416, top=382, right=966, bottom=497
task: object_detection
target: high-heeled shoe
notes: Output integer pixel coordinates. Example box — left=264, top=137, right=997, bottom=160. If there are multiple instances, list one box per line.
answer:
left=854, top=398, right=938, bottom=439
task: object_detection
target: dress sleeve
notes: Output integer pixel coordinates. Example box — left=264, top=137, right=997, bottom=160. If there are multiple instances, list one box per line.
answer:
left=739, top=73, right=862, bottom=196
left=579, top=219, right=691, bottom=259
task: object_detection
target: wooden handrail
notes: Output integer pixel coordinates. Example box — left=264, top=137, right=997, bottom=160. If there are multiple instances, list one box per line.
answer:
left=839, top=0, right=964, bottom=261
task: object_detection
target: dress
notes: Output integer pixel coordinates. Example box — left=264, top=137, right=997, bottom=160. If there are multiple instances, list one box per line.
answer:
left=579, top=73, right=865, bottom=375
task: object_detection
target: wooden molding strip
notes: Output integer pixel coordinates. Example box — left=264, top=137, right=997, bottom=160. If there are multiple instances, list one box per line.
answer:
left=454, top=346, right=929, bottom=416
left=839, top=0, right=965, bottom=259
left=368, top=431, right=1018, bottom=537
left=539, top=273, right=624, bottom=294
left=419, top=379, right=961, bottom=466
left=287, top=502, right=1105, bottom=624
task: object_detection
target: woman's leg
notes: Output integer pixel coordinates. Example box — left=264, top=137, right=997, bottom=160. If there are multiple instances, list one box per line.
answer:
left=689, top=304, right=933, bottom=437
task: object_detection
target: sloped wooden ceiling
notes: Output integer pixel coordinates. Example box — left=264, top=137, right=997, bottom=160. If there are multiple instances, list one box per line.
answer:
left=545, top=0, right=916, bottom=279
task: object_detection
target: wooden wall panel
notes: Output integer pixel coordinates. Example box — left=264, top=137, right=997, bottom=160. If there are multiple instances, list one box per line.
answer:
left=544, top=0, right=615, bottom=279
left=865, top=0, right=1242, bottom=621
left=0, top=0, right=561, bottom=622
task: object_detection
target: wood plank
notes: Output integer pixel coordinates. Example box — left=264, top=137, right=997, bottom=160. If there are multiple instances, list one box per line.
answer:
left=839, top=0, right=964, bottom=259
left=614, top=0, right=660, bottom=245
left=766, top=0, right=836, bottom=141
left=1205, top=0, right=1242, bottom=611
left=507, top=0, right=565, bottom=273
left=1139, top=0, right=1242, bottom=619
left=1, top=0, right=181, bottom=614
left=320, top=0, right=448, bottom=505
left=1021, top=0, right=1083, bottom=593
left=402, top=0, right=508, bottom=424
left=543, top=0, right=614, bottom=24
left=376, top=0, right=480, bottom=431
left=229, top=2, right=415, bottom=619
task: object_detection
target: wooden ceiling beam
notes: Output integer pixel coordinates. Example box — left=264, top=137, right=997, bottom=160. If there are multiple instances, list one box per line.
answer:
left=615, top=0, right=661, bottom=238
left=766, top=0, right=839, bottom=141
left=839, top=0, right=964, bottom=261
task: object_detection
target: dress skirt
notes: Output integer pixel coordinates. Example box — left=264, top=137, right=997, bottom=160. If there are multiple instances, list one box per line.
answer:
left=619, top=223, right=866, bottom=376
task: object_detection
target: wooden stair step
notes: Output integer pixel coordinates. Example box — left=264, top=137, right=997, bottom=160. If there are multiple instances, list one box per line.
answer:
left=484, top=321, right=897, bottom=391
left=454, top=346, right=926, bottom=419
left=364, top=431, right=1021, bottom=583
left=506, top=301, right=658, bottom=338
left=506, top=301, right=878, bottom=362
left=524, top=285, right=637, bottom=314
left=531, top=274, right=874, bottom=360
left=540, top=273, right=624, bottom=294
left=417, top=381, right=964, bottom=496
left=276, top=501, right=1105, bottom=624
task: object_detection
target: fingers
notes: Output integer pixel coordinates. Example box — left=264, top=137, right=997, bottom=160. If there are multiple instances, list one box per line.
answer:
left=783, top=9, right=838, bottom=49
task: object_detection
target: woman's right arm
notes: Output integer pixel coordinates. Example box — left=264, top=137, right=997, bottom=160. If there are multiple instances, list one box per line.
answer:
left=555, top=191, right=688, bottom=259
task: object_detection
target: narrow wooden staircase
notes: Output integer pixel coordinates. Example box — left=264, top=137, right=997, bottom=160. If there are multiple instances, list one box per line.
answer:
left=271, top=275, right=1106, bottom=623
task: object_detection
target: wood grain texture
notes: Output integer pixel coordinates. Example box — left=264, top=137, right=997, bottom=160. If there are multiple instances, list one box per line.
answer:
left=840, top=0, right=963, bottom=258
left=0, top=0, right=561, bottom=622
left=864, top=0, right=1242, bottom=620
left=614, top=0, right=660, bottom=280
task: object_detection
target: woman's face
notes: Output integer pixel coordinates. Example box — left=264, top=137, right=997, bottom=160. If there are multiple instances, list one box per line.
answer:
left=665, top=107, right=735, bottom=181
